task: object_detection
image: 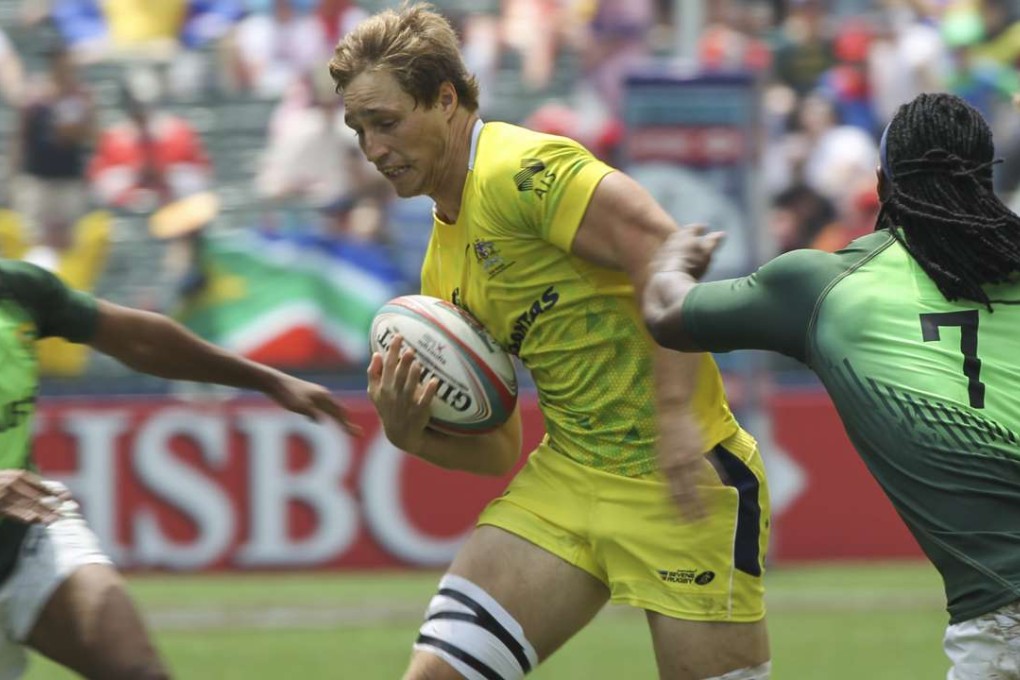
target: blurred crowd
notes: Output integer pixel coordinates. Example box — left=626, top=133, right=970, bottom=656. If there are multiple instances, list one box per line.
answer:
left=0, top=0, right=1015, bottom=378
left=751, top=0, right=1020, bottom=254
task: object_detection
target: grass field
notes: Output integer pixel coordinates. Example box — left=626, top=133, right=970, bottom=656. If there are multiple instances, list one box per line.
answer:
left=26, top=561, right=949, bottom=679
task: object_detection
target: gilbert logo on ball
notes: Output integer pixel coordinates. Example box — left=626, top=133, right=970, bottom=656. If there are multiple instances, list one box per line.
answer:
left=370, top=296, right=518, bottom=435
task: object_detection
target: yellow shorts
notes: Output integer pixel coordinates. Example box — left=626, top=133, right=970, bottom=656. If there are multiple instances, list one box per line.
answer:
left=478, top=427, right=769, bottom=622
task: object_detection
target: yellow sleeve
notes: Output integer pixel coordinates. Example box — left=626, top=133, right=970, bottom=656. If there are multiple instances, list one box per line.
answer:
left=482, top=137, right=614, bottom=253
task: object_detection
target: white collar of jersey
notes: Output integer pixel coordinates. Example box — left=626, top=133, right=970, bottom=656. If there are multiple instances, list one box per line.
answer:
left=468, top=118, right=484, bottom=172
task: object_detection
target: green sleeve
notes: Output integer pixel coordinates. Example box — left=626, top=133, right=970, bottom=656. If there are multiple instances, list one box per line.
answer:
left=1, top=261, right=99, bottom=342
left=681, top=248, right=844, bottom=362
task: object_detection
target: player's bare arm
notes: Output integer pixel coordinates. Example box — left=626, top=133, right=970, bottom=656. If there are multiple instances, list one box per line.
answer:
left=367, top=334, right=522, bottom=476
left=90, top=300, right=361, bottom=434
left=570, top=171, right=718, bottom=519
left=643, top=226, right=726, bottom=352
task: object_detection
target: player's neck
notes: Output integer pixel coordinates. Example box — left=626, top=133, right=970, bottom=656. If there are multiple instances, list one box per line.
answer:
left=430, top=110, right=479, bottom=224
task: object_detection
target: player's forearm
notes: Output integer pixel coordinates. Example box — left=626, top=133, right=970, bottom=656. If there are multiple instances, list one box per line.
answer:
left=409, top=418, right=521, bottom=477
left=652, top=344, right=713, bottom=519
left=645, top=248, right=706, bottom=458
left=653, top=344, right=701, bottom=409
left=94, top=306, right=284, bottom=394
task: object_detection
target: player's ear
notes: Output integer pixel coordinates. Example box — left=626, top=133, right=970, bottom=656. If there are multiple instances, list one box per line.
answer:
left=438, top=82, right=457, bottom=118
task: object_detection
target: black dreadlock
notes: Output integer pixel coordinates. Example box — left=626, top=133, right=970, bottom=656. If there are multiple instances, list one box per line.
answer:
left=878, top=93, right=1020, bottom=310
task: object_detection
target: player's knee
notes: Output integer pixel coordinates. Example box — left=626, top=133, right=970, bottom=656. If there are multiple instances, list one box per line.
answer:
left=703, top=660, right=772, bottom=680
left=412, top=574, right=538, bottom=680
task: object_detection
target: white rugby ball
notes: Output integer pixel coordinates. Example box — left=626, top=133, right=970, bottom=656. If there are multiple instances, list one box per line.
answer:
left=369, top=295, right=518, bottom=435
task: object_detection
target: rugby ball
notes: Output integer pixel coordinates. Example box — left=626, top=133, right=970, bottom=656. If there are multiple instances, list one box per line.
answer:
left=369, top=295, right=518, bottom=435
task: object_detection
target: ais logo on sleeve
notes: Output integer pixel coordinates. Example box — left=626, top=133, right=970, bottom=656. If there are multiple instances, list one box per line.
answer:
left=514, top=158, right=546, bottom=191
left=514, top=158, right=557, bottom=199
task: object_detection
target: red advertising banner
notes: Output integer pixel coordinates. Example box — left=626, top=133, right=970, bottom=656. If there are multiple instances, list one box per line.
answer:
left=31, top=391, right=922, bottom=571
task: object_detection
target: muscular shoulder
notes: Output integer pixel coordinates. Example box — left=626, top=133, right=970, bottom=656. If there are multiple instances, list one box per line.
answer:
left=761, top=231, right=895, bottom=292
left=756, top=247, right=838, bottom=283
left=473, top=122, right=591, bottom=185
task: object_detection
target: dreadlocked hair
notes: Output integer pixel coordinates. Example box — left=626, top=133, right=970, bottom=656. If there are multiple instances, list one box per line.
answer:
left=879, top=92, right=1020, bottom=310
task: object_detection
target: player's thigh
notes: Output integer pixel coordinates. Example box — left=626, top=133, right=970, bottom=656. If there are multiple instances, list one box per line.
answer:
left=647, top=612, right=770, bottom=680
left=603, top=428, right=770, bottom=679
left=594, top=428, right=769, bottom=620
left=25, top=563, right=169, bottom=680
left=448, top=525, right=610, bottom=657
left=10, top=484, right=169, bottom=680
left=406, top=525, right=610, bottom=679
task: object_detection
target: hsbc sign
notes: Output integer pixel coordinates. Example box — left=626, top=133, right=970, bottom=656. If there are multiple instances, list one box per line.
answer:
left=33, top=397, right=546, bottom=571
left=31, top=393, right=922, bottom=571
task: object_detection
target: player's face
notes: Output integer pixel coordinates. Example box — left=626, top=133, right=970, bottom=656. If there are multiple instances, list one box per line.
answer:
left=343, top=70, right=450, bottom=199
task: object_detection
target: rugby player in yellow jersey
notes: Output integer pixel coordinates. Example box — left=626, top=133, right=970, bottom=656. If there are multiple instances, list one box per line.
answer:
left=331, top=5, right=771, bottom=679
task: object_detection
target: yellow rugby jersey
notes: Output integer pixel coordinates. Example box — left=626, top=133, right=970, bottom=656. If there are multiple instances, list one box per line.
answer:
left=421, top=121, right=738, bottom=476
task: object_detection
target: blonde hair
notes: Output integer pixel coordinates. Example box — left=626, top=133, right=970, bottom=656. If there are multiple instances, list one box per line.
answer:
left=328, top=3, right=480, bottom=112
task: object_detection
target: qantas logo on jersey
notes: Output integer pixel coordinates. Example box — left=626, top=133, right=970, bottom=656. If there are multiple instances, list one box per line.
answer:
left=507, top=286, right=559, bottom=355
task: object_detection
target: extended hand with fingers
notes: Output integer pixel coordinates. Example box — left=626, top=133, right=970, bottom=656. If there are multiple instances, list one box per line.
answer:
left=367, top=334, right=440, bottom=453
left=265, top=374, right=363, bottom=436
left=0, top=470, right=70, bottom=525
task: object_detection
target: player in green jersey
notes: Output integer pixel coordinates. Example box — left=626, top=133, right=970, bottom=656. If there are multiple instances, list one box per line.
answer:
left=643, top=92, right=1020, bottom=679
left=0, top=260, right=359, bottom=679
left=331, top=4, right=772, bottom=680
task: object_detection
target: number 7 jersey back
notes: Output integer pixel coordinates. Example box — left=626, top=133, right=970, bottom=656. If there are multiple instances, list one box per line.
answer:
left=681, top=229, right=1020, bottom=625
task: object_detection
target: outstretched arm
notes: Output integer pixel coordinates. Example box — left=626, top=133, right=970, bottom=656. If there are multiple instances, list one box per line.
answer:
left=643, top=241, right=837, bottom=363
left=90, top=301, right=361, bottom=434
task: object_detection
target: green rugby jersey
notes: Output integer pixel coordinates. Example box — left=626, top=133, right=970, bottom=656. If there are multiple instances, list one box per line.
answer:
left=682, top=230, right=1020, bottom=623
left=0, top=260, right=98, bottom=578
